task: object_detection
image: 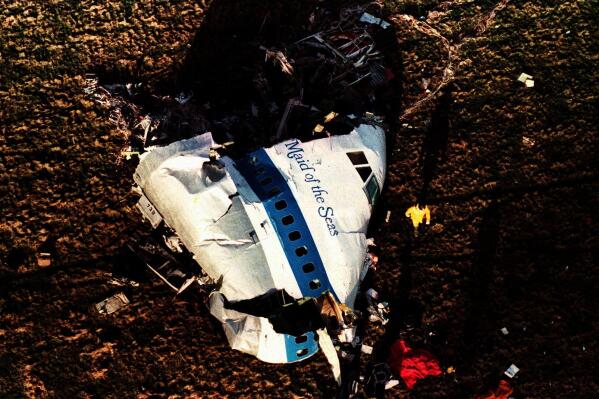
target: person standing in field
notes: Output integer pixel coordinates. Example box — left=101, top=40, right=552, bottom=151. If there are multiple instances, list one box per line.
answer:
left=405, top=204, right=431, bottom=237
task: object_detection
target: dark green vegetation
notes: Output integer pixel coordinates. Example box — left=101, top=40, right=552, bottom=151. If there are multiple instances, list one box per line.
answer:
left=1, top=0, right=597, bottom=397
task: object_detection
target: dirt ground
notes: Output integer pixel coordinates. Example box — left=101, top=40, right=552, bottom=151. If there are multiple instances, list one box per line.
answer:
left=1, top=0, right=597, bottom=398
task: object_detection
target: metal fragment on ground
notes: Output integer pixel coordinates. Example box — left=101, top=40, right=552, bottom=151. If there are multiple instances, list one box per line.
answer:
left=95, top=292, right=130, bottom=315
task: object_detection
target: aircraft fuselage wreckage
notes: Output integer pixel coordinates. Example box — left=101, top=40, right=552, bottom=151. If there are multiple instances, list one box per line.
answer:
left=124, top=7, right=393, bottom=388
left=135, top=121, right=385, bottom=363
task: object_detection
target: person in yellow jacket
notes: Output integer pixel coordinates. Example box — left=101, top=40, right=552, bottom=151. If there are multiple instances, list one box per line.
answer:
left=405, top=204, right=431, bottom=236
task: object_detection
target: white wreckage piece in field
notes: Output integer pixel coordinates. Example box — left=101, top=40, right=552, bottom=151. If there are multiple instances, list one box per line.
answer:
left=95, top=292, right=130, bottom=315
left=132, top=116, right=387, bottom=368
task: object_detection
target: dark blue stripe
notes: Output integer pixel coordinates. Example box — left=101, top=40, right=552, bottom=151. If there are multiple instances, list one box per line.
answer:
left=235, top=148, right=338, bottom=362
left=235, top=148, right=338, bottom=300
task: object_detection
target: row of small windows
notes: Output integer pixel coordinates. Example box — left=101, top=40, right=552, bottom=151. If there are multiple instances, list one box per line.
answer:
left=256, top=164, right=324, bottom=297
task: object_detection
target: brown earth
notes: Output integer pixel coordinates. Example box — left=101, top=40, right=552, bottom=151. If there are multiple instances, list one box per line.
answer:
left=1, top=0, right=597, bottom=398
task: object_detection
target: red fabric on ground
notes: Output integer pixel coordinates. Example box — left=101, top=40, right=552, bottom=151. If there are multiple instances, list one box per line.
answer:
left=387, top=339, right=442, bottom=389
left=475, top=380, right=513, bottom=399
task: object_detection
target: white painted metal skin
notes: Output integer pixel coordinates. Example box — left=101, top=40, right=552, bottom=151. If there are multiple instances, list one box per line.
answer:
left=134, top=123, right=386, bottom=363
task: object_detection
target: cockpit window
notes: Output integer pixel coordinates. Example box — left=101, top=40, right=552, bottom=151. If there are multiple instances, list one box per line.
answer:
left=356, top=166, right=372, bottom=182
left=346, top=151, right=368, bottom=165
left=364, top=175, right=380, bottom=205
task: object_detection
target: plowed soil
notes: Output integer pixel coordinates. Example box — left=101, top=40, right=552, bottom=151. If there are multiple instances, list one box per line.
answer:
left=1, top=0, right=597, bottom=398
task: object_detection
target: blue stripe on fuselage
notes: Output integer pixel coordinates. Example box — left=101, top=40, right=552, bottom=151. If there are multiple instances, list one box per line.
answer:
left=235, top=147, right=338, bottom=362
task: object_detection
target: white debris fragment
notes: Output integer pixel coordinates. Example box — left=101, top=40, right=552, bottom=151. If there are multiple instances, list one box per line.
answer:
left=504, top=364, right=520, bottom=378
left=359, top=12, right=391, bottom=29
left=518, top=73, right=532, bottom=83
left=385, top=379, right=400, bottom=390
left=95, top=292, right=129, bottom=315
left=361, top=344, right=373, bottom=355
left=517, top=73, right=534, bottom=87
left=522, top=136, right=535, bottom=147
left=385, top=210, right=391, bottom=223
left=501, top=327, right=509, bottom=335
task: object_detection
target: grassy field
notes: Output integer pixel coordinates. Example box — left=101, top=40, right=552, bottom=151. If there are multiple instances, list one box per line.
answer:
left=1, top=0, right=597, bottom=397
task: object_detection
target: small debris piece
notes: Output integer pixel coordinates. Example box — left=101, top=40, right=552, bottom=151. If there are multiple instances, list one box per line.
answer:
left=517, top=73, right=534, bottom=87
left=36, top=252, right=51, bottom=268
left=501, top=327, right=509, bottom=335
left=504, top=364, right=520, bottom=378
left=95, top=292, right=129, bottom=315
left=324, top=111, right=338, bottom=123
left=432, top=223, right=444, bottom=233
left=262, top=47, right=294, bottom=75
left=385, top=210, right=391, bottom=223
left=361, top=344, right=373, bottom=355
left=447, top=366, right=456, bottom=374
left=522, top=136, right=535, bottom=147
left=517, top=73, right=532, bottom=83
left=313, top=124, right=325, bottom=133
left=384, top=379, right=400, bottom=390
left=359, top=12, right=391, bottom=29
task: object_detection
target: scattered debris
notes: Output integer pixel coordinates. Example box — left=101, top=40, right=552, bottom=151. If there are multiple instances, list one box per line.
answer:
left=359, top=12, right=391, bottom=29
left=95, top=292, right=130, bottom=315
left=447, top=366, right=456, bottom=374
left=387, top=339, right=442, bottom=389
left=504, top=364, right=520, bottom=378
left=105, top=273, right=139, bottom=288
left=522, top=136, right=535, bottom=147
left=385, top=210, right=391, bottom=223
left=501, top=327, right=509, bottom=335
left=261, top=46, right=294, bottom=76
left=517, top=73, right=534, bottom=87
left=361, top=344, right=373, bottom=355
left=365, top=288, right=389, bottom=325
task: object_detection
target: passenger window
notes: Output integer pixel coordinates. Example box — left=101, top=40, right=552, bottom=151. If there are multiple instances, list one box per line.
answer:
left=295, top=335, right=308, bottom=344
left=356, top=166, right=372, bottom=182
left=256, top=166, right=266, bottom=175
left=275, top=200, right=287, bottom=210
left=260, top=176, right=272, bottom=185
left=309, top=279, right=321, bottom=290
left=268, top=187, right=281, bottom=196
left=295, top=246, right=308, bottom=256
left=302, top=263, right=315, bottom=273
left=296, top=348, right=308, bottom=357
left=288, top=231, right=301, bottom=241
left=282, top=215, right=294, bottom=225
left=346, top=151, right=368, bottom=165
left=364, top=175, right=380, bottom=205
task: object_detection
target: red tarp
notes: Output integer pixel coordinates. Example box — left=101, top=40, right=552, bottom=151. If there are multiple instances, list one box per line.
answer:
left=475, top=380, right=513, bottom=399
left=387, top=339, right=442, bottom=389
